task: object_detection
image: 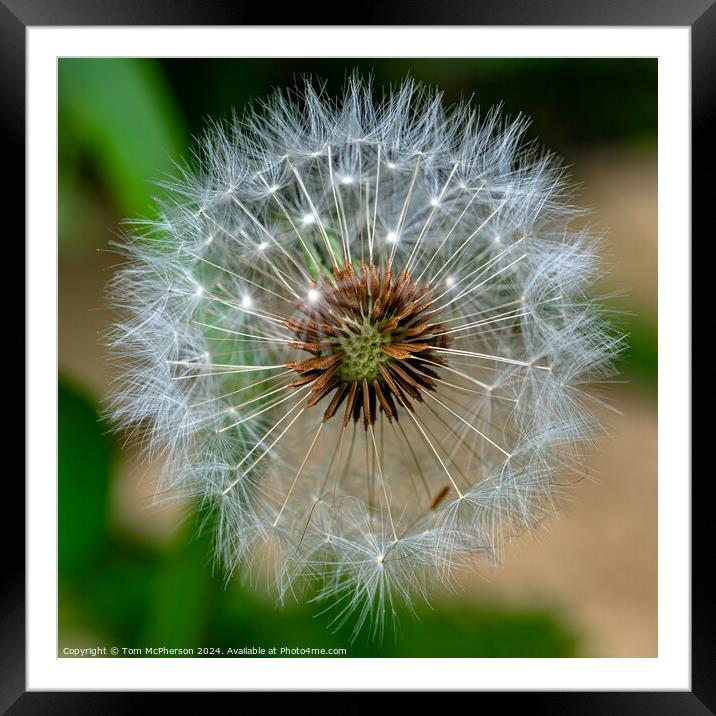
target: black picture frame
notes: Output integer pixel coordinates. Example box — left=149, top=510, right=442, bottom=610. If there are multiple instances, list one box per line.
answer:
left=7, top=1, right=704, bottom=709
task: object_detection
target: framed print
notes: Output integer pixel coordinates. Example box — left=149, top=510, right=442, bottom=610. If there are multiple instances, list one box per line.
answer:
left=8, top=0, right=706, bottom=708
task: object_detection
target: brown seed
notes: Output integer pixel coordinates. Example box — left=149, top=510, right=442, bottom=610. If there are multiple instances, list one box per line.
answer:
left=430, top=485, right=451, bottom=509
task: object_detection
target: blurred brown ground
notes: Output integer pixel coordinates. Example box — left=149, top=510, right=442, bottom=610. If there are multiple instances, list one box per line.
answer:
left=58, top=145, right=658, bottom=657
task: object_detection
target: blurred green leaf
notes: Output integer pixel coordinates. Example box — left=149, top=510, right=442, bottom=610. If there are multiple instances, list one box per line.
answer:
left=60, top=550, right=159, bottom=646
left=59, top=59, right=187, bottom=223
left=622, top=316, right=658, bottom=385
left=58, top=378, right=112, bottom=575
left=58, top=167, right=111, bottom=252
left=141, top=527, right=212, bottom=648
left=389, top=604, right=577, bottom=657
left=205, top=580, right=577, bottom=657
left=614, top=312, right=658, bottom=390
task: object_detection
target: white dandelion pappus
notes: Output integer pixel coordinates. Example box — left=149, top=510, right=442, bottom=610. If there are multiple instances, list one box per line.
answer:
left=106, top=76, right=622, bottom=637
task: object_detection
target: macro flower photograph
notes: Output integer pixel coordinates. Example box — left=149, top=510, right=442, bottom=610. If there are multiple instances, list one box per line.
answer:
left=58, top=58, right=657, bottom=658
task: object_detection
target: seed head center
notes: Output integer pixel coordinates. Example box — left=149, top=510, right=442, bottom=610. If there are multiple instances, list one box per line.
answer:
left=336, top=321, right=391, bottom=383
left=284, top=261, right=451, bottom=426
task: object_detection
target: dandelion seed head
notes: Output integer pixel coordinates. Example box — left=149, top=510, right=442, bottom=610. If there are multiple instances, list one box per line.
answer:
left=105, top=74, right=622, bottom=638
